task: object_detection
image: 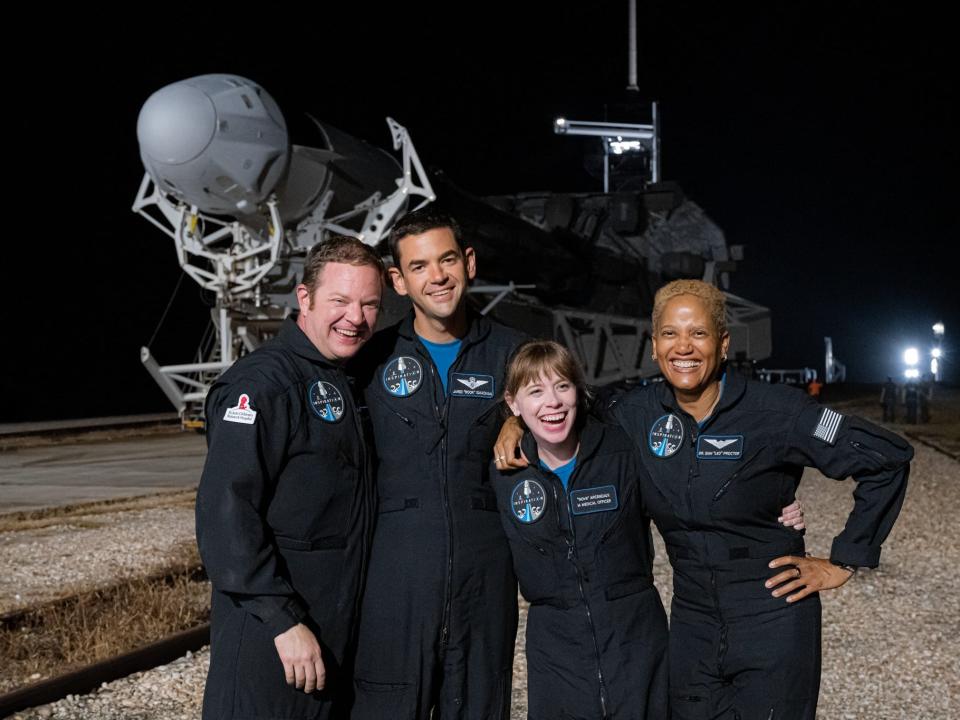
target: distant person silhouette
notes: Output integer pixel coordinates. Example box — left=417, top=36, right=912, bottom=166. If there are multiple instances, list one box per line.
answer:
left=881, top=378, right=897, bottom=422
left=904, top=382, right=919, bottom=424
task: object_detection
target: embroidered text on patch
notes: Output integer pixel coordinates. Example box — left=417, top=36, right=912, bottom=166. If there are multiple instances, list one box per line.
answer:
left=383, top=356, right=423, bottom=397
left=570, top=486, right=619, bottom=515
left=697, top=434, right=744, bottom=459
left=812, top=407, right=843, bottom=445
left=450, top=373, right=495, bottom=399
left=511, top=478, right=547, bottom=523
left=224, top=394, right=257, bottom=424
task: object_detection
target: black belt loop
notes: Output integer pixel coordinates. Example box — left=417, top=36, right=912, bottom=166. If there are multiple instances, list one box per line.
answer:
left=728, top=540, right=805, bottom=561
left=378, top=496, right=420, bottom=513
left=666, top=539, right=805, bottom=563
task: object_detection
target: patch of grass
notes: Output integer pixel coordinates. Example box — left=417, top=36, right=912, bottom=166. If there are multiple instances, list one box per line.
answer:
left=0, top=543, right=209, bottom=694
left=0, top=490, right=197, bottom=533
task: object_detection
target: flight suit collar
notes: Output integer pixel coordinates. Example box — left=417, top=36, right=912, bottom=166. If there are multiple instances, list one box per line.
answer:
left=278, top=316, right=341, bottom=368
left=520, top=414, right=606, bottom=477
left=654, top=364, right=748, bottom=421
left=396, top=308, right=493, bottom=351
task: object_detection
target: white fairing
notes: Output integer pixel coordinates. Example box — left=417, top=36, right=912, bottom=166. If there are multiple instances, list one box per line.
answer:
left=137, top=74, right=289, bottom=215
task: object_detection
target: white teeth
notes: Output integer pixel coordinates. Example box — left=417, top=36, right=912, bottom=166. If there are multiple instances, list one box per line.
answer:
left=671, top=360, right=700, bottom=368
left=540, top=413, right=566, bottom=423
left=335, top=328, right=359, bottom=338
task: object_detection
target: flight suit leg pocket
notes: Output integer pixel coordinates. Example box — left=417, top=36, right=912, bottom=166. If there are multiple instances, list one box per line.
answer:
left=353, top=678, right=416, bottom=719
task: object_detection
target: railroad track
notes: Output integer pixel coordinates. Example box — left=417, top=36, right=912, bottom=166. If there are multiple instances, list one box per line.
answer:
left=0, top=624, right=210, bottom=718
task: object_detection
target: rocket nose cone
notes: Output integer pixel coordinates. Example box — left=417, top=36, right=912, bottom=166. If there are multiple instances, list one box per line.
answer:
left=137, top=83, right=217, bottom=165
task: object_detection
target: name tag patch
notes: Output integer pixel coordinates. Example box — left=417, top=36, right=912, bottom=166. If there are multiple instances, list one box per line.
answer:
left=450, top=373, right=495, bottom=399
left=697, top=435, right=744, bottom=460
left=570, top=485, right=619, bottom=515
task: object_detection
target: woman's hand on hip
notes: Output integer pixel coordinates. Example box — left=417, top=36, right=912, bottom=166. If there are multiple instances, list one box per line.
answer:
left=765, top=554, right=854, bottom=603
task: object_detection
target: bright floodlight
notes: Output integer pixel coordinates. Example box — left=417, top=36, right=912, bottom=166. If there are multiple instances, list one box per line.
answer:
left=931, top=358, right=939, bottom=375
left=903, top=347, right=920, bottom=366
left=608, top=139, right=642, bottom=155
left=933, top=322, right=945, bottom=336
left=904, top=368, right=920, bottom=379
left=932, top=347, right=942, bottom=359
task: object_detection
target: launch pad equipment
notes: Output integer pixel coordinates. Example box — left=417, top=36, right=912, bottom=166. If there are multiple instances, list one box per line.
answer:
left=134, top=75, right=771, bottom=421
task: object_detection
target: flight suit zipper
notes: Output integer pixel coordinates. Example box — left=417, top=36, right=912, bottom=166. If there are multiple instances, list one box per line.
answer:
left=686, top=420, right=699, bottom=516
left=416, top=349, right=455, bottom=650
left=422, top=335, right=481, bottom=651
left=552, top=473, right=609, bottom=719
left=712, top=448, right=764, bottom=501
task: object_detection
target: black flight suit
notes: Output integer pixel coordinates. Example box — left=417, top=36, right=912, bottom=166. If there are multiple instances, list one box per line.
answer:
left=351, top=311, right=525, bottom=720
left=610, top=370, right=912, bottom=720
left=490, top=418, right=669, bottom=720
left=196, top=318, right=375, bottom=720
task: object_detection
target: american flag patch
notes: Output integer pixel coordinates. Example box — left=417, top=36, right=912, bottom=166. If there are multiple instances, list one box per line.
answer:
left=812, top=407, right=843, bottom=445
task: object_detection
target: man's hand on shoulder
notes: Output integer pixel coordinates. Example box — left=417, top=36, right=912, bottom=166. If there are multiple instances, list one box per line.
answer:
left=274, top=623, right=326, bottom=693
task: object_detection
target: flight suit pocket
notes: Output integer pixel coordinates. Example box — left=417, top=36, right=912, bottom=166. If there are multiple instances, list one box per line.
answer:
left=354, top=678, right=417, bottom=719
left=508, top=537, right=564, bottom=606
left=604, top=575, right=653, bottom=600
left=670, top=689, right=712, bottom=720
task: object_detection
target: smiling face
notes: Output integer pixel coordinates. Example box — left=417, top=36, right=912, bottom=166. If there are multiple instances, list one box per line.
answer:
left=506, top=371, right=579, bottom=461
left=388, top=227, right=476, bottom=341
left=296, top=261, right=382, bottom=363
left=652, top=293, right=730, bottom=399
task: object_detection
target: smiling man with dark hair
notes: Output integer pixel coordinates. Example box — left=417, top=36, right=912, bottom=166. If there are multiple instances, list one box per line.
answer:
left=350, top=208, right=526, bottom=720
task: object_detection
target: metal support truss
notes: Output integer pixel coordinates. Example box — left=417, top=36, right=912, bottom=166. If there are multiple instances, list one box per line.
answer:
left=553, top=309, right=651, bottom=386
left=310, top=118, right=435, bottom=246
left=133, top=175, right=284, bottom=299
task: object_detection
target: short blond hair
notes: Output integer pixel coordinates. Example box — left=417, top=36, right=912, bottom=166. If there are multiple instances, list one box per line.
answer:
left=652, top=280, right=728, bottom=336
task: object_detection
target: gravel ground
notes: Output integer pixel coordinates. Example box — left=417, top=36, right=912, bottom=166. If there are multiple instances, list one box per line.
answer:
left=0, top=501, right=197, bottom=616
left=6, top=442, right=958, bottom=719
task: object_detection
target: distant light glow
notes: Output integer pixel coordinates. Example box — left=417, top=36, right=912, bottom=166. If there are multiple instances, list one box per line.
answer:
left=933, top=322, right=945, bottom=336
left=931, top=358, right=939, bottom=375
left=904, top=368, right=920, bottom=379
left=609, top=139, right=642, bottom=155
left=903, top=347, right=920, bottom=366
left=931, top=347, right=942, bottom=359
left=554, top=117, right=567, bottom=127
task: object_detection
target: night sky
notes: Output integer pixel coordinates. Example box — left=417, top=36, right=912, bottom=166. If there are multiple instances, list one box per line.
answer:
left=4, top=4, right=957, bottom=422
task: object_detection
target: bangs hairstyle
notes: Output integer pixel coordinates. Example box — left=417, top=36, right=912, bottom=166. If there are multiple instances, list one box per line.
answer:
left=302, top=235, right=386, bottom=295
left=652, top=279, right=728, bottom=336
left=504, top=340, right=591, bottom=411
